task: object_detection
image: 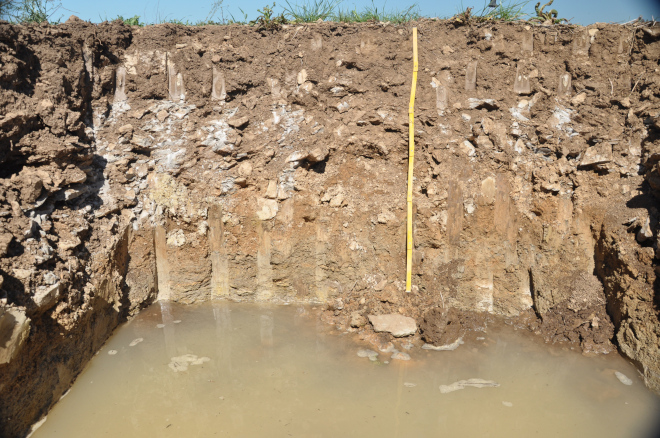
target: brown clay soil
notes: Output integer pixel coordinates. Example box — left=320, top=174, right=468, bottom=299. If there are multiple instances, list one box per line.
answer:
left=1, top=16, right=660, bottom=438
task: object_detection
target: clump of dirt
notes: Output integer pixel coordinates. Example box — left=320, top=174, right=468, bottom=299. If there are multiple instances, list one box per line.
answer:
left=527, top=269, right=615, bottom=352
left=419, top=307, right=490, bottom=346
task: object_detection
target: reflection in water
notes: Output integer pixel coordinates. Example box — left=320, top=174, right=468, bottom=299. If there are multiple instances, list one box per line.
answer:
left=159, top=300, right=177, bottom=359
left=213, top=302, right=232, bottom=373
left=260, top=313, right=274, bottom=348
left=31, top=302, right=660, bottom=438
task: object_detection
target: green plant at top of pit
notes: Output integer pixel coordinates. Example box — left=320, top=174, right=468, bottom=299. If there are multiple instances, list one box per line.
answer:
left=283, top=0, right=340, bottom=22
left=116, top=15, right=143, bottom=26
left=7, top=0, right=63, bottom=23
left=451, top=0, right=529, bottom=25
left=332, top=1, right=420, bottom=24
left=528, top=0, right=567, bottom=24
left=250, top=3, right=288, bottom=30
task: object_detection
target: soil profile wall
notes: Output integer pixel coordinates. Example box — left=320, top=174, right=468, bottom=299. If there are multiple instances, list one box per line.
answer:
left=0, top=17, right=659, bottom=437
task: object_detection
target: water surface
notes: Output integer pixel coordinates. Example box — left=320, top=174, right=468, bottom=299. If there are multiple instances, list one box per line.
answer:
left=31, top=302, right=660, bottom=438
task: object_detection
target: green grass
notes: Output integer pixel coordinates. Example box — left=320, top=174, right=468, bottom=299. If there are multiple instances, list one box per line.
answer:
left=115, top=15, right=143, bottom=26
left=283, top=0, right=341, bottom=22
left=5, top=0, right=63, bottom=23
left=249, top=3, right=288, bottom=29
left=332, top=1, right=420, bottom=23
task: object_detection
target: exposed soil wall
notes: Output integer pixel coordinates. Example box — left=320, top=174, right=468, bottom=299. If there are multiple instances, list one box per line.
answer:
left=0, top=17, right=659, bottom=437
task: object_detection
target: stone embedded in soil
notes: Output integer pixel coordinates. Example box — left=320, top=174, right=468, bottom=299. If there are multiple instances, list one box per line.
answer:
left=476, top=135, right=494, bottom=149
left=237, top=162, right=253, bottom=177
left=286, top=151, right=308, bottom=163
left=460, top=140, right=476, bottom=157
left=227, top=116, right=249, bottom=129
left=439, top=379, right=500, bottom=394
left=615, top=371, right=633, bottom=386
left=265, top=181, right=278, bottom=199
left=468, top=98, right=498, bottom=110
left=307, top=147, right=329, bottom=163
left=368, top=314, right=417, bottom=337
left=350, top=312, right=366, bottom=328
left=43, top=272, right=58, bottom=285
left=579, top=144, right=613, bottom=168
left=166, top=229, right=186, bottom=247
left=636, top=217, right=653, bottom=243
left=256, top=198, right=278, bottom=220
left=32, top=283, right=61, bottom=313
left=571, top=92, right=587, bottom=106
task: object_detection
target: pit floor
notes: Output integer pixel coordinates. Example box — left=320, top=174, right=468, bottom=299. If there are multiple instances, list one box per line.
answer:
left=29, top=301, right=660, bottom=438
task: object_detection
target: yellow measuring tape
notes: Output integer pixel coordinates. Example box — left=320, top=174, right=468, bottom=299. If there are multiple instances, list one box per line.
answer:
left=406, top=28, right=418, bottom=293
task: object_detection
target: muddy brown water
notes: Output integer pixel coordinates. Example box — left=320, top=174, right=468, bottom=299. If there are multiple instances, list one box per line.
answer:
left=29, top=302, right=659, bottom=438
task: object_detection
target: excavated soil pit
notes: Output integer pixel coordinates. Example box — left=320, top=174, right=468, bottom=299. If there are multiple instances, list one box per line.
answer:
left=2, top=18, right=660, bottom=437
left=27, top=301, right=660, bottom=438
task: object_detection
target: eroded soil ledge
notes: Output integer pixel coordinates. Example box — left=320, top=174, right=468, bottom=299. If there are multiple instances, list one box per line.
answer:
left=1, top=17, right=659, bottom=437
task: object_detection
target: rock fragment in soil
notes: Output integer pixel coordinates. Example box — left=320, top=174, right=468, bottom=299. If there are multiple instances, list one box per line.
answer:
left=579, top=144, right=612, bottom=168
left=350, top=312, right=366, bottom=328
left=227, top=116, right=249, bottom=129
left=32, top=283, right=61, bottom=313
left=636, top=217, right=653, bottom=243
left=439, top=378, right=500, bottom=394
left=368, top=314, right=417, bottom=337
